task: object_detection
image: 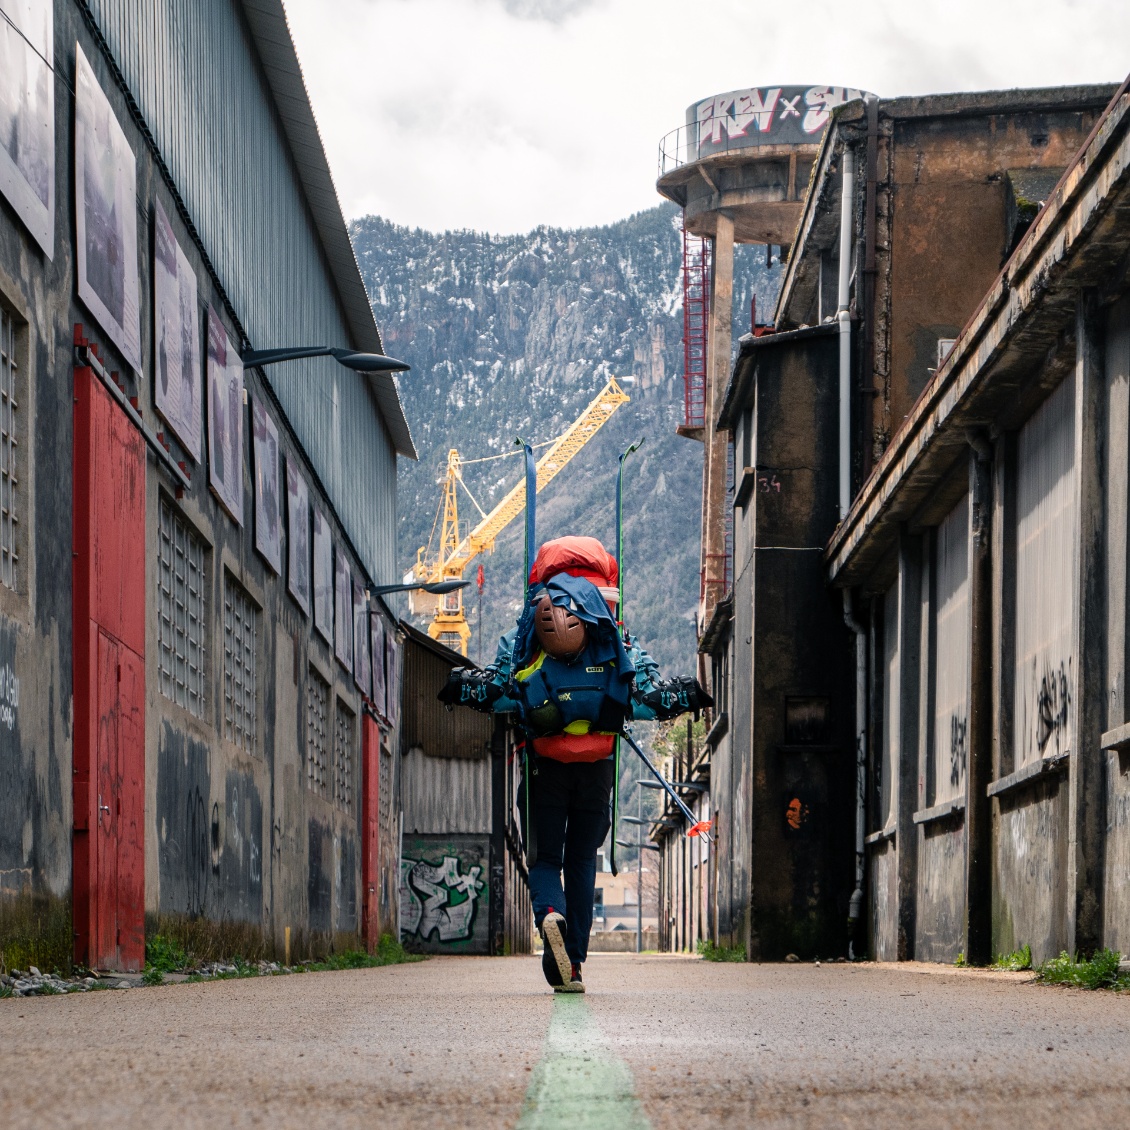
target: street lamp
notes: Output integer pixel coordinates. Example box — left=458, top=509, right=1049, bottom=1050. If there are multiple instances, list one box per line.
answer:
left=241, top=345, right=410, bottom=373
left=368, top=579, right=469, bottom=598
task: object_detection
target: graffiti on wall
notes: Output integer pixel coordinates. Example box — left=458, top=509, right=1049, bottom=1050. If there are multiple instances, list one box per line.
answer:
left=1035, top=660, right=1071, bottom=756
left=401, top=854, right=484, bottom=943
left=692, top=85, right=866, bottom=155
left=0, top=663, right=19, bottom=731
left=400, top=836, right=488, bottom=949
left=949, top=713, right=968, bottom=791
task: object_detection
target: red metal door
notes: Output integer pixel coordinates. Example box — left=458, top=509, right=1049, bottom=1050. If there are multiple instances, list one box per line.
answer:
left=361, top=712, right=380, bottom=949
left=73, top=358, right=146, bottom=970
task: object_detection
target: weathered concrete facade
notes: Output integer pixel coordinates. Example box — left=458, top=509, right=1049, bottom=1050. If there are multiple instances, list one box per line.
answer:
left=699, top=328, right=856, bottom=959
left=826, top=80, right=1130, bottom=963
left=0, top=0, right=411, bottom=970
left=661, top=82, right=1119, bottom=962
left=398, top=624, right=531, bottom=956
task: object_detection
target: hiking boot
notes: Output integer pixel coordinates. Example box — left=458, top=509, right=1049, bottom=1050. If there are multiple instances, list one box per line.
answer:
left=540, top=910, right=570, bottom=989
left=554, top=961, right=585, bottom=994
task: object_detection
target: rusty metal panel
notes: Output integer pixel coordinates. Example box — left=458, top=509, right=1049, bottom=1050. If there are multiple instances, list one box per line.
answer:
left=400, top=632, right=492, bottom=761
left=932, top=494, right=970, bottom=803
left=1013, top=376, right=1076, bottom=767
left=400, top=746, right=491, bottom=835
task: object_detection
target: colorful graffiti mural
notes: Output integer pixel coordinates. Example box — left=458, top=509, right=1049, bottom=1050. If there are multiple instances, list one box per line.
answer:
left=400, top=836, right=489, bottom=953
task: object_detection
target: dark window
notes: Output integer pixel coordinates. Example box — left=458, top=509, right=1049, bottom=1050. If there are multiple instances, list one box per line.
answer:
left=0, top=307, right=19, bottom=590
left=223, top=573, right=258, bottom=751
left=785, top=696, right=830, bottom=745
left=157, top=497, right=207, bottom=717
left=334, top=699, right=354, bottom=811
left=306, top=667, right=329, bottom=796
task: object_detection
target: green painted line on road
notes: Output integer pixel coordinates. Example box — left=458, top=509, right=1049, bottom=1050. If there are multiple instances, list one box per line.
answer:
left=517, top=994, right=651, bottom=1130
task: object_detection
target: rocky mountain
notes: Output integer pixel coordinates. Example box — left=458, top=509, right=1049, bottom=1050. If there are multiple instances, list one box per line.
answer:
left=350, top=204, right=780, bottom=675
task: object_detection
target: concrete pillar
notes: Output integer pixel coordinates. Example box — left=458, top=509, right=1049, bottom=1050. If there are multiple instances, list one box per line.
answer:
left=1069, top=291, right=1106, bottom=954
left=701, top=213, right=735, bottom=630
left=896, top=529, right=923, bottom=960
left=965, top=437, right=993, bottom=965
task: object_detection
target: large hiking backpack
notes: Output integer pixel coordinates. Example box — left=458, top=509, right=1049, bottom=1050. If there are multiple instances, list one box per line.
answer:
left=513, top=537, right=632, bottom=762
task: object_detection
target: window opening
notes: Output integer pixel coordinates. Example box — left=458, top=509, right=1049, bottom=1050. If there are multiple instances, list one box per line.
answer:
left=157, top=497, right=206, bottom=716
left=334, top=701, right=355, bottom=811
left=307, top=668, right=329, bottom=796
left=223, top=573, right=258, bottom=751
left=0, top=308, right=19, bottom=591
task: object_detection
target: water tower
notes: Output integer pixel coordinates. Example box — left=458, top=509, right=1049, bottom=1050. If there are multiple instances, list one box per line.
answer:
left=656, top=85, right=864, bottom=633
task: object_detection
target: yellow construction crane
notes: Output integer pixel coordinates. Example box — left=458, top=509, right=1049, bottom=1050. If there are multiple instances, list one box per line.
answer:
left=410, top=377, right=632, bottom=654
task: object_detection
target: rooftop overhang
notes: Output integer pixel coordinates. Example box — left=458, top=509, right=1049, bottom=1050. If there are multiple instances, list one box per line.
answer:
left=240, top=0, right=416, bottom=459
left=824, top=79, right=1130, bottom=591
left=657, top=142, right=820, bottom=246
left=717, top=323, right=838, bottom=431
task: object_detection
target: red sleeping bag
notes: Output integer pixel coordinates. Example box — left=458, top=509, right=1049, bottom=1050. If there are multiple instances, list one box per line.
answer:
left=527, top=536, right=621, bottom=763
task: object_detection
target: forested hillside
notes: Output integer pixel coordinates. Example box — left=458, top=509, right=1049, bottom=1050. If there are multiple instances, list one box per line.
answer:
left=351, top=204, right=780, bottom=674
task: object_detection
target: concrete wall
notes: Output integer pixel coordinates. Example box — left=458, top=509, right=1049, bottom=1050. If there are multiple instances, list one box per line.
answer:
left=715, top=329, right=855, bottom=960
left=0, top=2, right=402, bottom=969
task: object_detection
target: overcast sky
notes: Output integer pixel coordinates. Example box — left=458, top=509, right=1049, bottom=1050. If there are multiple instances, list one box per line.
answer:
left=283, top=0, right=1128, bottom=236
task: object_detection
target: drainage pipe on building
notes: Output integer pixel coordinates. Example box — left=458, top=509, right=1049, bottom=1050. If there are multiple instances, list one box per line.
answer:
left=837, top=147, right=855, bottom=519
left=843, top=589, right=866, bottom=958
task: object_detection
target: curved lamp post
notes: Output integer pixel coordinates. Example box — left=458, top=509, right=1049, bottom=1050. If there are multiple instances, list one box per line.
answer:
left=369, top=579, right=469, bottom=598
left=242, top=345, right=410, bottom=373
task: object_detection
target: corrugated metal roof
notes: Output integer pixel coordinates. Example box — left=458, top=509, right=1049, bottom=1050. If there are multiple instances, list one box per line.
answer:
left=239, top=0, right=415, bottom=459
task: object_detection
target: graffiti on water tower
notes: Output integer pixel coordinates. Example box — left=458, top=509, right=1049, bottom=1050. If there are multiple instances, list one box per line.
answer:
left=690, top=86, right=866, bottom=158
left=400, top=836, right=489, bottom=952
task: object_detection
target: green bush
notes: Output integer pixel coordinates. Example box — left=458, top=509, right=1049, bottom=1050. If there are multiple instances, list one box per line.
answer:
left=697, top=939, right=746, bottom=962
left=1038, top=949, right=1130, bottom=990
left=993, top=944, right=1033, bottom=971
left=306, top=935, right=424, bottom=972
left=145, top=934, right=187, bottom=973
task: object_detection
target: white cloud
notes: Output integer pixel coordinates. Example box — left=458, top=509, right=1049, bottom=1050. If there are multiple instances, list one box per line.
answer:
left=282, top=0, right=1129, bottom=234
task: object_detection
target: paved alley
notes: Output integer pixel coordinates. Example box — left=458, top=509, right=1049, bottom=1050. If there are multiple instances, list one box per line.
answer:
left=2, top=954, right=1129, bottom=1128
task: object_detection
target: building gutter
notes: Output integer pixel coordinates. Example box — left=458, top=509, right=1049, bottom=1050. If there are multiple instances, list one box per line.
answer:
left=837, top=148, right=855, bottom=518
left=842, top=589, right=867, bottom=955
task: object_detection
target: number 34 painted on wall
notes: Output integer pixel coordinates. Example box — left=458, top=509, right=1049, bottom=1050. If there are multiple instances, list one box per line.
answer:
left=758, top=471, right=782, bottom=493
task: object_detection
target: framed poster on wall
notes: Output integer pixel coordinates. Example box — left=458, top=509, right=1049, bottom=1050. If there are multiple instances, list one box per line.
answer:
left=313, top=506, right=333, bottom=644
left=384, top=628, right=399, bottom=728
left=252, top=397, right=282, bottom=574
left=334, top=549, right=353, bottom=670
left=205, top=306, right=243, bottom=524
left=0, top=0, right=54, bottom=256
left=370, top=613, right=386, bottom=720
left=353, top=579, right=371, bottom=697
left=286, top=458, right=310, bottom=615
left=75, top=45, right=141, bottom=373
left=153, top=199, right=201, bottom=461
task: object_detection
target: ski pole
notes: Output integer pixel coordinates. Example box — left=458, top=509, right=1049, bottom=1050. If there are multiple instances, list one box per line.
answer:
left=611, top=439, right=642, bottom=878
left=619, top=728, right=713, bottom=845
left=615, top=439, right=642, bottom=618
left=516, top=437, right=536, bottom=589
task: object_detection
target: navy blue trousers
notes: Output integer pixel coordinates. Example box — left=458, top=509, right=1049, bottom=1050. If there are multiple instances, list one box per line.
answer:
left=521, top=755, right=614, bottom=964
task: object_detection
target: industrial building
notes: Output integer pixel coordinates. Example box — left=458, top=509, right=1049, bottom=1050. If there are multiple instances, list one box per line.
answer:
left=656, top=81, right=1121, bottom=960
left=0, top=0, right=412, bottom=971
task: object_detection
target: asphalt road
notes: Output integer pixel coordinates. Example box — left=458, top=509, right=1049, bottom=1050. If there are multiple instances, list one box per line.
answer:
left=2, top=954, right=1129, bottom=1128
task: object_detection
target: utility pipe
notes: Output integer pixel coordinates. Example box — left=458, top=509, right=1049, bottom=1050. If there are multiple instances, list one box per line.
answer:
left=837, top=148, right=855, bottom=519
left=843, top=589, right=867, bottom=959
